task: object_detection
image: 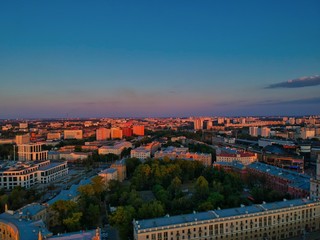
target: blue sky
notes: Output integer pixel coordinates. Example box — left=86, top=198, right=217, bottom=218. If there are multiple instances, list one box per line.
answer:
left=0, top=1, right=319, bottom=118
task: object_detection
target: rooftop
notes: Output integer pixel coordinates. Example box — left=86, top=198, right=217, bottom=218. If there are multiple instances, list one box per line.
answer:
left=134, top=198, right=318, bottom=231
left=0, top=212, right=52, bottom=240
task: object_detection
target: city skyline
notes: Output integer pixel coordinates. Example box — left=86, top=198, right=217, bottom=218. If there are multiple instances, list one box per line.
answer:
left=1, top=1, right=320, bottom=118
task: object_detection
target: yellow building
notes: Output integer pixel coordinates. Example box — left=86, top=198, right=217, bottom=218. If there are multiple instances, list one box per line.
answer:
left=110, top=159, right=127, bottom=182
left=64, top=130, right=83, bottom=140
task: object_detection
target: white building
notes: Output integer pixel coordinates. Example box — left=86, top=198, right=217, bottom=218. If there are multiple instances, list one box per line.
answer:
left=0, top=160, right=68, bottom=190
left=98, top=141, right=132, bottom=156
left=59, top=152, right=91, bottom=161
left=18, top=143, right=48, bottom=161
left=131, top=147, right=151, bottom=160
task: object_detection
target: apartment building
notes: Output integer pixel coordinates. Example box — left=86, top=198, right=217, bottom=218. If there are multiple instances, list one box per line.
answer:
left=0, top=160, right=68, bottom=190
left=96, top=127, right=111, bottom=141
left=134, top=198, right=320, bottom=240
left=133, top=125, right=145, bottom=136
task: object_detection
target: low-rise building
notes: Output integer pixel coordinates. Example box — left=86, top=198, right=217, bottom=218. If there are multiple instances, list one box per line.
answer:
left=47, top=132, right=61, bottom=140
left=98, top=141, right=132, bottom=156
left=110, top=159, right=127, bottom=182
left=131, top=147, right=151, bottom=160
left=64, top=129, right=83, bottom=140
left=216, top=151, right=257, bottom=165
left=155, top=147, right=212, bottom=166
left=59, top=152, right=91, bottom=161
left=99, top=168, right=117, bottom=187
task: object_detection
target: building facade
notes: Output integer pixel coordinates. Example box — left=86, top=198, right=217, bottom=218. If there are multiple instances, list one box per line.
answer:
left=133, top=125, right=145, bottom=136
left=17, top=143, right=48, bottom=161
left=155, top=147, right=212, bottom=166
left=216, top=152, right=257, bottom=165
left=310, top=154, right=320, bottom=200
left=64, top=130, right=83, bottom=140
left=111, top=128, right=123, bottom=139
left=96, top=127, right=111, bottom=141
left=134, top=198, right=320, bottom=240
left=110, top=159, right=127, bottom=182
left=16, top=134, right=30, bottom=145
left=98, top=141, right=132, bottom=156
left=0, top=160, right=68, bottom=190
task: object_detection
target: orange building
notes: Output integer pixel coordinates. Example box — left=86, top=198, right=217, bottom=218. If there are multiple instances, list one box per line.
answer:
left=133, top=125, right=144, bottom=136
left=122, top=127, right=133, bottom=137
left=96, top=127, right=111, bottom=141
left=111, top=128, right=123, bottom=139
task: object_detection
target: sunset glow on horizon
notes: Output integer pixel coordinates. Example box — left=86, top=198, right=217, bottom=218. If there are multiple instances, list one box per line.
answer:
left=0, top=1, right=319, bottom=118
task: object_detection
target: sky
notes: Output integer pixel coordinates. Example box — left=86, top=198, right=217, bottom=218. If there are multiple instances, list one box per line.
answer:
left=0, top=0, right=319, bottom=118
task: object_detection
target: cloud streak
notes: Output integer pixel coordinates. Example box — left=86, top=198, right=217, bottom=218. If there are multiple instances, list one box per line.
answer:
left=257, top=97, right=320, bottom=106
left=265, top=75, right=320, bottom=89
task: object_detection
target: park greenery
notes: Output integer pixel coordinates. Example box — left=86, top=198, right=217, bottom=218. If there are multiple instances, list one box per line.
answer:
left=108, top=157, right=246, bottom=239
left=107, top=157, right=292, bottom=239
left=0, top=187, right=41, bottom=213
left=48, top=176, right=106, bottom=233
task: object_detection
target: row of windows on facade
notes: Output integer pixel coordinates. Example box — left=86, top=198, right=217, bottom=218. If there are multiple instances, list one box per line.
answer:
left=142, top=209, right=317, bottom=238
left=144, top=220, right=318, bottom=240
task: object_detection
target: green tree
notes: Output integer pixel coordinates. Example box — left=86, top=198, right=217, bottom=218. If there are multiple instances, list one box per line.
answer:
left=194, top=176, right=209, bottom=201
left=91, top=175, right=106, bottom=198
left=208, top=192, right=224, bottom=208
left=85, top=204, right=100, bottom=228
left=137, top=201, right=165, bottom=219
left=63, top=212, right=83, bottom=232
left=125, top=158, right=141, bottom=178
left=167, top=177, right=182, bottom=199
left=109, top=205, right=136, bottom=240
